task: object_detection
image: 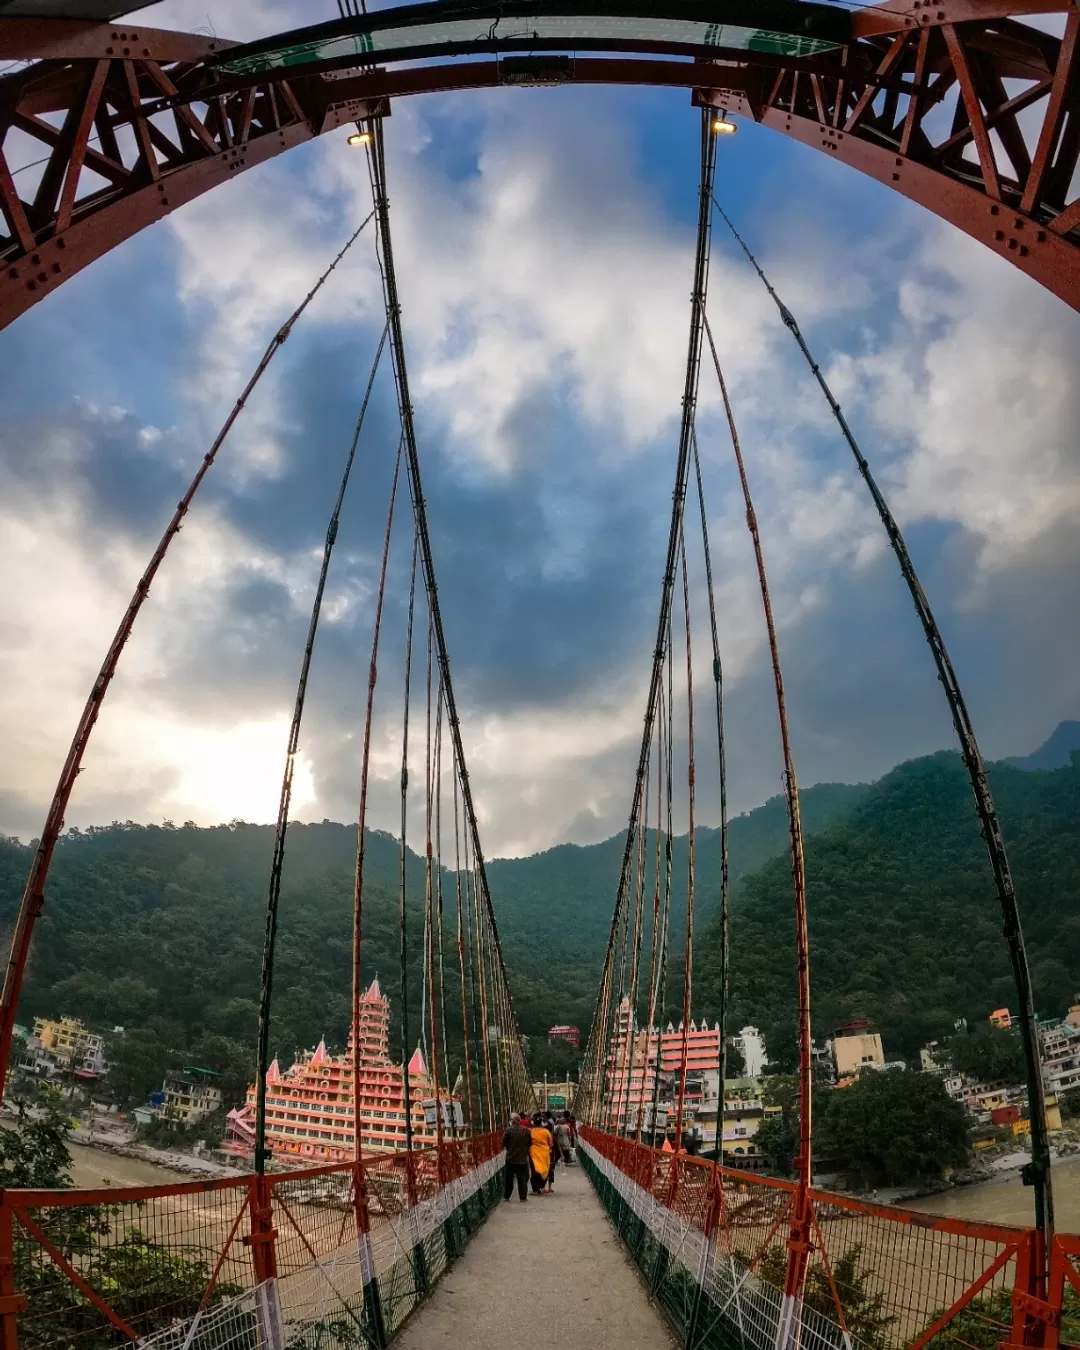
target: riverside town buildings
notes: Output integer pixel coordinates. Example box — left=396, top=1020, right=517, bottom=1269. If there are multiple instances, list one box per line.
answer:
left=224, top=977, right=460, bottom=1163
left=162, top=1068, right=223, bottom=1127
left=603, top=997, right=779, bottom=1163
left=828, top=1021, right=886, bottom=1082
left=17, top=1015, right=108, bottom=1082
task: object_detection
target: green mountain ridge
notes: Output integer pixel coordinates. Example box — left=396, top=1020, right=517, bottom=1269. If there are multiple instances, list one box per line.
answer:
left=0, top=778, right=865, bottom=1069
left=696, top=749, right=1080, bottom=1068
left=2, top=744, right=1078, bottom=1100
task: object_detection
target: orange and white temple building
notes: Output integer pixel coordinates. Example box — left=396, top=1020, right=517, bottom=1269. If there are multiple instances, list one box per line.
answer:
left=604, top=996, right=722, bottom=1130
left=225, top=977, right=458, bottom=1163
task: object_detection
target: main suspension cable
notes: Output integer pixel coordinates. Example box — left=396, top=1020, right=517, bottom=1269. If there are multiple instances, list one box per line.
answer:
left=452, top=756, right=477, bottom=1130
left=701, top=307, right=812, bottom=1344
left=0, top=216, right=375, bottom=1091
left=254, top=316, right=388, bottom=1175
left=580, top=106, right=717, bottom=1125
left=669, top=534, right=697, bottom=1185
left=364, top=116, right=532, bottom=1117
left=712, top=195, right=1054, bottom=1253
left=399, top=533, right=421, bottom=1159
left=691, top=423, right=730, bottom=1146
left=352, top=435, right=404, bottom=1159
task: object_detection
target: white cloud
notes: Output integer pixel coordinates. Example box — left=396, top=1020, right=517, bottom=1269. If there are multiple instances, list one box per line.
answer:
left=826, top=224, right=1080, bottom=572
left=4, top=35, right=1080, bottom=856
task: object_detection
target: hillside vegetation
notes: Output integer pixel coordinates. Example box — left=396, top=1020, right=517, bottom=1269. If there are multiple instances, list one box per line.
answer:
left=3, top=748, right=1079, bottom=1097
left=696, top=751, right=1080, bottom=1066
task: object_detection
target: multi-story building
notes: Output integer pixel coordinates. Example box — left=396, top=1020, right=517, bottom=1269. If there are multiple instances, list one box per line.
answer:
left=548, top=1025, right=580, bottom=1050
left=162, top=1069, right=224, bottom=1126
left=224, top=977, right=460, bottom=1165
left=534, top=1077, right=576, bottom=1111
left=920, top=1040, right=948, bottom=1073
left=603, top=997, right=724, bottom=1133
left=829, top=1021, right=885, bottom=1082
left=1040, top=1019, right=1080, bottom=1100
left=15, top=1036, right=63, bottom=1080
left=731, top=1026, right=769, bottom=1079
left=32, top=1016, right=107, bottom=1077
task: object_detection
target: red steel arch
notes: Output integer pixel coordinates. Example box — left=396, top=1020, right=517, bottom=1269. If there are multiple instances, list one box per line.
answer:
left=0, top=0, right=1078, bottom=327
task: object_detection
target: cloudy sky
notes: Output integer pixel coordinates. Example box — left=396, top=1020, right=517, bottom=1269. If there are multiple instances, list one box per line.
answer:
left=1, top=0, right=1078, bottom=859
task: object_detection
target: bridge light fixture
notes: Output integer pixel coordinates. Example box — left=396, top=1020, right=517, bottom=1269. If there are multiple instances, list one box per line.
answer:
left=347, top=130, right=373, bottom=146
left=712, top=116, right=737, bottom=136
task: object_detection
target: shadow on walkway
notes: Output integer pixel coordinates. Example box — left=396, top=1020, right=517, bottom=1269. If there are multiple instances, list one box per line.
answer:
left=393, top=1160, right=678, bottom=1347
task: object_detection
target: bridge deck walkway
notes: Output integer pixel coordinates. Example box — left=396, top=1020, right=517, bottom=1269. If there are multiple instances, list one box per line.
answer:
left=393, top=1158, right=675, bottom=1348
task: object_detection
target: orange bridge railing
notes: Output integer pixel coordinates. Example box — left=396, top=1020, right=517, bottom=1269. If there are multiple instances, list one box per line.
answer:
left=579, top=1127, right=1080, bottom=1350
left=0, top=1130, right=504, bottom=1350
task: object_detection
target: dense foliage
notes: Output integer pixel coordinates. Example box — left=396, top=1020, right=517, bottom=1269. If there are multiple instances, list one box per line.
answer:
left=3, top=747, right=1079, bottom=1103
left=815, top=1069, right=970, bottom=1186
left=0, top=1084, right=74, bottom=1186
left=696, top=751, right=1080, bottom=1066
left=948, top=1024, right=1028, bottom=1086
left=0, top=781, right=862, bottom=1103
left=757, top=1243, right=895, bottom=1349
left=755, top=1067, right=969, bottom=1186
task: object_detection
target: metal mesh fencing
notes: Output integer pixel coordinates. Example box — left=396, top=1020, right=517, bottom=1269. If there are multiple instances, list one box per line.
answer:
left=10, top=1177, right=254, bottom=1350
left=579, top=1129, right=1034, bottom=1350
left=3, top=1133, right=504, bottom=1350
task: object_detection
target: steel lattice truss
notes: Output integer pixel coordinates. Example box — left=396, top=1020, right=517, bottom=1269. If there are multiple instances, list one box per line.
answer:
left=0, top=0, right=1078, bottom=327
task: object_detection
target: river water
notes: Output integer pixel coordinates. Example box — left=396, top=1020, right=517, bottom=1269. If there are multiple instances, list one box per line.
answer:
left=907, top=1153, right=1080, bottom=1230
left=68, top=1140, right=192, bottom=1189
left=64, top=1137, right=1080, bottom=1234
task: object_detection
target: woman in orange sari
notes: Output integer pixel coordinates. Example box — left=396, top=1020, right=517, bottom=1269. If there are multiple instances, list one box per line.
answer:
left=529, top=1113, right=554, bottom=1195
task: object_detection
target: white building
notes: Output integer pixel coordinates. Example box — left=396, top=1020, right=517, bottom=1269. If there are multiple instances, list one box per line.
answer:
left=1040, top=1020, right=1080, bottom=1099
left=731, top=1026, right=768, bottom=1080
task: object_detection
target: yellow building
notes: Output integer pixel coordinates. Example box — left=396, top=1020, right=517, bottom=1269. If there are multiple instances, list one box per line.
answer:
left=162, top=1070, right=223, bottom=1126
left=32, top=1016, right=105, bottom=1073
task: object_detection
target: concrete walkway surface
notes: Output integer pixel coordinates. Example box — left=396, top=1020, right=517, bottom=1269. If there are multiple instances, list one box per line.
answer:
left=393, top=1160, right=677, bottom=1348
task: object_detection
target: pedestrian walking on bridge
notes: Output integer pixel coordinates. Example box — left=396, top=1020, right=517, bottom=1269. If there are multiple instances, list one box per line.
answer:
left=530, top=1112, right=555, bottom=1195
left=502, top=1113, right=532, bottom=1203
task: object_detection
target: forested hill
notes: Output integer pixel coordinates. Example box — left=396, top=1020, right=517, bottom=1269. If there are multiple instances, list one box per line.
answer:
left=695, top=750, right=1080, bottom=1069
left=486, top=779, right=867, bottom=1035
left=0, top=779, right=864, bottom=1076
left=4, top=746, right=1078, bottom=1097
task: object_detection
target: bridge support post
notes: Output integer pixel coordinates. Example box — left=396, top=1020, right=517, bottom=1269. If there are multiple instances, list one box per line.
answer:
left=1008, top=1228, right=1062, bottom=1350
left=354, top=1161, right=389, bottom=1348
left=245, top=1173, right=284, bottom=1348
left=0, top=1204, right=25, bottom=1350
left=775, top=1186, right=812, bottom=1350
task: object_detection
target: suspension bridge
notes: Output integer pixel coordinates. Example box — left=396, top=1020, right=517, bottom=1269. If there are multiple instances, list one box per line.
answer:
left=1, top=0, right=1079, bottom=1346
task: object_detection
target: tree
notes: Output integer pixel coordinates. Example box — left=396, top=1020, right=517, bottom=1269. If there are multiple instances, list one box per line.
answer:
left=188, top=1031, right=254, bottom=1108
left=755, top=1074, right=801, bottom=1176
left=815, top=1068, right=969, bottom=1187
left=755, top=1111, right=800, bottom=1177
left=1061, top=1087, right=1080, bottom=1120
left=0, top=1084, right=74, bottom=1187
left=756, top=1243, right=894, bottom=1350
left=949, top=1024, right=1027, bottom=1086
left=105, top=1026, right=171, bottom=1107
